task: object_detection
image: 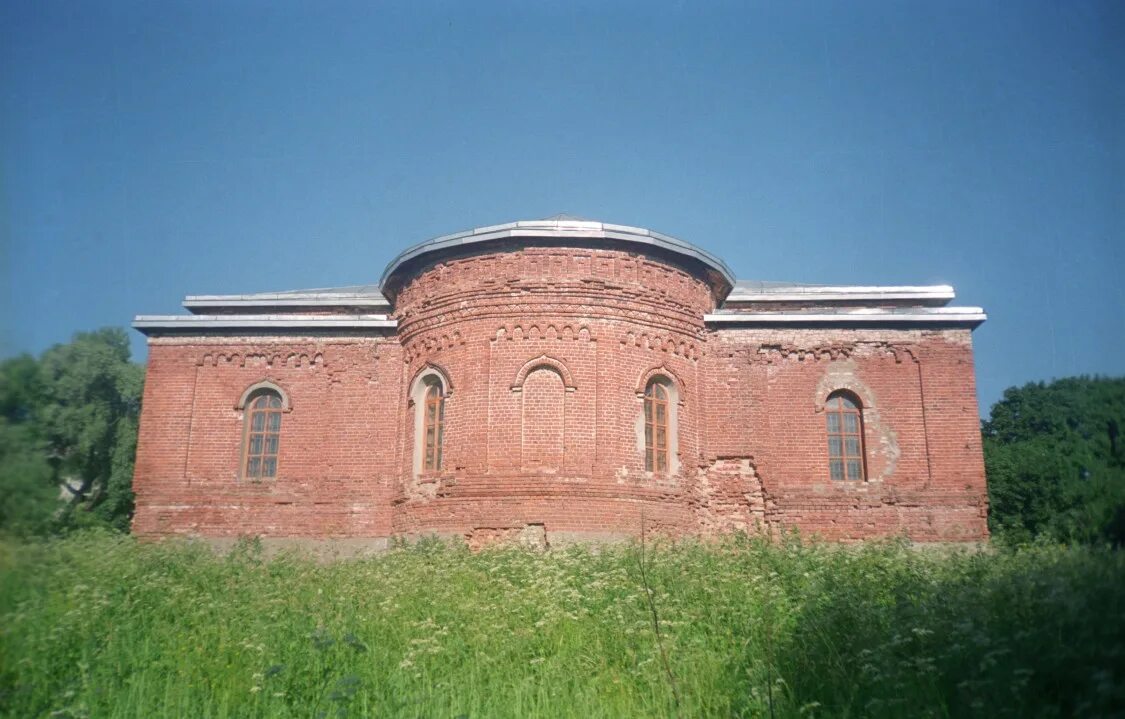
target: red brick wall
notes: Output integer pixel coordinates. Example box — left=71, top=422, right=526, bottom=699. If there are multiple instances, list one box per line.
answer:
left=388, top=247, right=710, bottom=538
left=133, top=338, right=404, bottom=538
left=132, top=245, right=988, bottom=543
left=701, top=328, right=988, bottom=541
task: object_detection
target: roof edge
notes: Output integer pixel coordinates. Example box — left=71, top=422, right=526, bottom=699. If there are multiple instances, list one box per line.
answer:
left=705, top=306, right=986, bottom=328
left=728, top=283, right=953, bottom=296
left=133, top=314, right=398, bottom=336
left=182, top=288, right=390, bottom=314
left=183, top=297, right=390, bottom=312
left=378, top=219, right=736, bottom=294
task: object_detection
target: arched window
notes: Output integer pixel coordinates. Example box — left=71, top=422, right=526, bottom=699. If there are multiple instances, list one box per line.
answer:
left=644, top=379, right=671, bottom=473
left=243, top=390, right=283, bottom=479
left=826, top=391, right=865, bottom=481
left=423, top=382, right=444, bottom=471
left=410, top=367, right=449, bottom=476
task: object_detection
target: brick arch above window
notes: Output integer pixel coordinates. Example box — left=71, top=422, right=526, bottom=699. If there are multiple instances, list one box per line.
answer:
left=814, top=375, right=876, bottom=414
left=235, top=380, right=292, bottom=412
left=634, top=365, right=686, bottom=401
left=409, top=362, right=454, bottom=399
left=511, top=355, right=576, bottom=392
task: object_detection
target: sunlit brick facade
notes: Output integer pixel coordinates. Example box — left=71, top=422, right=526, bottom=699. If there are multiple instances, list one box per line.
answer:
left=132, top=218, right=989, bottom=547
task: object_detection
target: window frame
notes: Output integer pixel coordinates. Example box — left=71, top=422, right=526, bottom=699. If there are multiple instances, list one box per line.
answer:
left=644, top=379, right=671, bottom=474
left=242, top=389, right=283, bottom=481
left=422, top=382, right=445, bottom=472
left=410, top=366, right=451, bottom=477
left=825, top=391, right=866, bottom=482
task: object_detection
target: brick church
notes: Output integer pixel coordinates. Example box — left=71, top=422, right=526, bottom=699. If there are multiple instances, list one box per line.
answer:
left=132, top=217, right=989, bottom=547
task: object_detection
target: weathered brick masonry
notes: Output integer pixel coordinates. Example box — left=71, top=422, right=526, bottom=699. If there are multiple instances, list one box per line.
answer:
left=133, top=218, right=989, bottom=544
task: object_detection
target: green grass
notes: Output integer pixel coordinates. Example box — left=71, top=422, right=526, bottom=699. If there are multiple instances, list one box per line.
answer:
left=1, top=533, right=1122, bottom=718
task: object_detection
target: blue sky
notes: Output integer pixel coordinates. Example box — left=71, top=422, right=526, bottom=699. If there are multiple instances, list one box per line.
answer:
left=2, top=0, right=1122, bottom=416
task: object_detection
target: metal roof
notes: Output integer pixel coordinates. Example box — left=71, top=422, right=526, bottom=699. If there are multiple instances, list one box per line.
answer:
left=725, top=282, right=955, bottom=305
left=378, top=218, right=737, bottom=293
left=133, top=313, right=397, bottom=335
left=181, top=280, right=957, bottom=312
left=147, top=219, right=982, bottom=332
left=704, top=306, right=986, bottom=327
left=183, top=285, right=389, bottom=313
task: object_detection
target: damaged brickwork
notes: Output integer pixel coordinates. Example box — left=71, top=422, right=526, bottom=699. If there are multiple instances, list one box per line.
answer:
left=691, top=458, right=769, bottom=536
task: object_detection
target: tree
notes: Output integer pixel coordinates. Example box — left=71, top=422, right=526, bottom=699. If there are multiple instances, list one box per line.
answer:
left=0, top=328, right=143, bottom=535
left=983, top=376, right=1125, bottom=545
left=0, top=354, right=54, bottom=534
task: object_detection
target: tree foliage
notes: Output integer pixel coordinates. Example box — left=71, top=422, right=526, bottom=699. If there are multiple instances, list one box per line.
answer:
left=0, top=328, right=143, bottom=535
left=984, top=376, right=1125, bottom=545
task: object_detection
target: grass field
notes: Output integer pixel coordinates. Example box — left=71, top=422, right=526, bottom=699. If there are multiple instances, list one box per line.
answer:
left=1, top=532, right=1122, bottom=718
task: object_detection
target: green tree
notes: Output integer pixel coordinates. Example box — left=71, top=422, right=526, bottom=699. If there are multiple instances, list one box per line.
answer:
left=0, top=354, right=55, bottom=534
left=984, top=376, right=1125, bottom=545
left=0, top=328, right=143, bottom=535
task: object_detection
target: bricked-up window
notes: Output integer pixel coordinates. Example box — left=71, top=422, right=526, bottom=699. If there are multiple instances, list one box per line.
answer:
left=423, top=383, right=444, bottom=471
left=644, top=380, right=670, bottom=473
left=826, top=391, right=865, bottom=481
left=244, top=390, right=282, bottom=480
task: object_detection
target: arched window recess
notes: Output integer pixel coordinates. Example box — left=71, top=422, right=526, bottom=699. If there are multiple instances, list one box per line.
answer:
left=639, top=372, right=680, bottom=475
left=511, top=355, right=576, bottom=392
left=644, top=379, right=671, bottom=473
left=409, top=365, right=450, bottom=475
left=235, top=380, right=291, bottom=412
left=241, top=386, right=285, bottom=480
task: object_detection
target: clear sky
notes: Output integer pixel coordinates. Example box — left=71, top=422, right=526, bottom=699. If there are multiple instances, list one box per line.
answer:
left=2, top=0, right=1122, bottom=416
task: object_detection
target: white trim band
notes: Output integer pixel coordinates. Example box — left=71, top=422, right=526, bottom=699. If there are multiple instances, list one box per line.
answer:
left=705, top=307, right=986, bottom=327
left=134, top=314, right=398, bottom=334
left=184, top=297, right=390, bottom=311
left=725, top=285, right=955, bottom=304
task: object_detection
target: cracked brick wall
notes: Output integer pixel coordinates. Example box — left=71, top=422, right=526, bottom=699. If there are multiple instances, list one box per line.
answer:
left=700, top=329, right=988, bottom=541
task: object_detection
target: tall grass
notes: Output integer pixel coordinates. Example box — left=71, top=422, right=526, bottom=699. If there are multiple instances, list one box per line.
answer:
left=1, top=532, right=1122, bottom=718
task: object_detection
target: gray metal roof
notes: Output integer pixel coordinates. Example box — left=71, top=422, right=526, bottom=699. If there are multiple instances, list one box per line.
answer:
left=183, top=285, right=389, bottom=313
left=134, top=313, right=397, bottom=335
left=705, top=306, right=985, bottom=327
left=725, top=282, right=955, bottom=305
left=378, top=218, right=737, bottom=293
left=185, top=284, right=385, bottom=300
